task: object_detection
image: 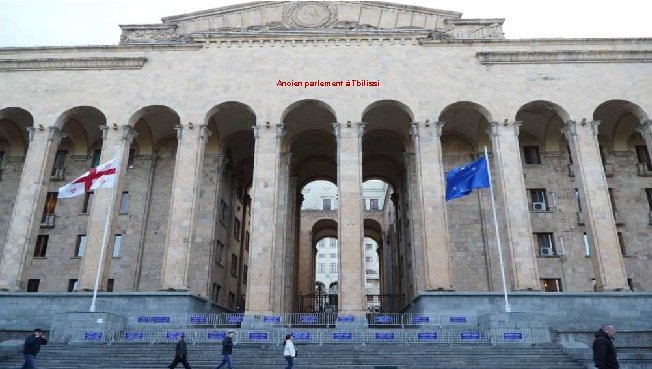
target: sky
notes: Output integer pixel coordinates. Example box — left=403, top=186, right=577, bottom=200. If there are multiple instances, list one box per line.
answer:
left=0, top=0, right=651, bottom=47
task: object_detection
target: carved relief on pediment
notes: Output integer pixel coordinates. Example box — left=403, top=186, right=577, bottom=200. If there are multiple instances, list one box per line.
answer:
left=120, top=26, right=192, bottom=44
left=282, top=2, right=338, bottom=28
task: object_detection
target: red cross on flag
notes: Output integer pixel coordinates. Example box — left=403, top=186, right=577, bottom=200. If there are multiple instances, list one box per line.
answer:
left=57, top=157, right=118, bottom=199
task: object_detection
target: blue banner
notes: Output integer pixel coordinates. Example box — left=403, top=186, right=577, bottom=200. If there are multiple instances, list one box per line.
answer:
left=248, top=332, right=268, bottom=340
left=412, top=316, right=430, bottom=324
left=503, top=332, right=523, bottom=341
left=374, top=315, right=392, bottom=324
left=291, top=332, right=311, bottom=340
left=417, top=332, right=438, bottom=340
left=166, top=332, right=183, bottom=340
left=460, top=332, right=481, bottom=340
left=207, top=332, right=226, bottom=340
left=375, top=332, right=395, bottom=340
left=190, top=316, right=208, bottom=324
left=263, top=315, right=281, bottom=323
left=137, top=316, right=171, bottom=323
left=333, top=332, right=352, bottom=340
left=337, top=316, right=354, bottom=323
left=226, top=315, right=244, bottom=323
left=449, top=316, right=468, bottom=323
left=124, top=332, right=144, bottom=341
left=299, top=315, right=318, bottom=324
left=84, top=332, right=102, bottom=341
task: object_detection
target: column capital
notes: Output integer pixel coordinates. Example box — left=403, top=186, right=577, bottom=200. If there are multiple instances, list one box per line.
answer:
left=253, top=122, right=284, bottom=138
left=333, top=121, right=365, bottom=137
left=562, top=119, right=600, bottom=137
left=120, top=125, right=138, bottom=144
left=489, top=120, right=522, bottom=136
left=410, top=120, right=444, bottom=138
left=635, top=119, right=652, bottom=135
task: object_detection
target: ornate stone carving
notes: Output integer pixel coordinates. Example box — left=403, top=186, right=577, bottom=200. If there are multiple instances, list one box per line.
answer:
left=282, top=2, right=337, bottom=29
left=0, top=57, right=147, bottom=72
left=120, top=26, right=192, bottom=44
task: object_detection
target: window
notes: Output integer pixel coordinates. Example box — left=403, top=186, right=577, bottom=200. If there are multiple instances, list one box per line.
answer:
left=330, top=263, right=337, bottom=273
left=245, top=231, right=250, bottom=252
left=535, top=233, right=556, bottom=256
left=112, top=234, right=122, bottom=258
left=51, top=150, right=66, bottom=177
left=214, top=241, right=225, bottom=264
left=212, top=283, right=221, bottom=302
left=219, top=199, right=227, bottom=223
left=365, top=244, right=373, bottom=250
left=617, top=232, right=626, bottom=255
left=541, top=278, right=562, bottom=292
left=646, top=189, right=652, bottom=211
left=90, top=149, right=102, bottom=168
left=636, top=145, right=652, bottom=170
left=41, top=192, right=58, bottom=227
left=329, top=253, right=337, bottom=258
left=34, top=235, right=49, bottom=258
left=26, top=279, right=40, bottom=292
left=323, top=198, right=332, bottom=210
left=243, top=265, right=248, bottom=284
left=369, top=198, right=379, bottom=210
left=106, top=279, right=114, bottom=292
left=366, top=269, right=377, bottom=275
left=523, top=146, right=541, bottom=164
left=529, top=189, right=548, bottom=211
left=67, top=279, right=78, bottom=292
left=330, top=239, right=337, bottom=248
left=318, top=263, right=325, bottom=273
left=365, top=256, right=372, bottom=262
left=318, top=253, right=325, bottom=258
left=584, top=232, right=591, bottom=256
left=127, top=148, right=135, bottom=168
left=627, top=278, right=634, bottom=291
left=574, top=188, right=582, bottom=212
left=119, top=192, right=129, bottom=214
left=75, top=235, right=87, bottom=257
left=231, top=254, right=238, bottom=276
left=82, top=191, right=94, bottom=214
left=228, top=292, right=236, bottom=308
left=233, top=218, right=241, bottom=240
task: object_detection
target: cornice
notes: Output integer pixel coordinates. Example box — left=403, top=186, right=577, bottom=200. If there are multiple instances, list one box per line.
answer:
left=476, top=50, right=652, bottom=64
left=0, top=57, right=148, bottom=72
left=0, top=44, right=201, bottom=55
left=420, top=37, right=652, bottom=47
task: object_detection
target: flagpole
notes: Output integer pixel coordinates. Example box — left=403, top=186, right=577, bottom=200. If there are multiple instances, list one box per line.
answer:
left=89, top=157, right=120, bottom=313
left=484, top=146, right=511, bottom=313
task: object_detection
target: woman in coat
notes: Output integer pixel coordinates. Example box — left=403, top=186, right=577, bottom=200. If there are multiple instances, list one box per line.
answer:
left=283, top=334, right=296, bottom=369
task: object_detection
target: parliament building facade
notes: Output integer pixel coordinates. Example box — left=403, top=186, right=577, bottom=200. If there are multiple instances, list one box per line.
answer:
left=1, top=1, right=651, bottom=317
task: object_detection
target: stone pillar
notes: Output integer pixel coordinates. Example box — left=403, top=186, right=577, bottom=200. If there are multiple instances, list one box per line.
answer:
left=563, top=120, right=628, bottom=291
left=159, top=123, right=210, bottom=291
left=78, top=125, right=137, bottom=291
left=0, top=127, right=64, bottom=290
left=271, top=153, right=291, bottom=312
left=488, top=121, right=540, bottom=291
left=636, top=120, right=652, bottom=161
left=403, top=153, right=425, bottom=295
left=410, top=121, right=453, bottom=290
left=246, top=123, right=284, bottom=314
left=334, top=122, right=366, bottom=315
left=285, top=176, right=299, bottom=312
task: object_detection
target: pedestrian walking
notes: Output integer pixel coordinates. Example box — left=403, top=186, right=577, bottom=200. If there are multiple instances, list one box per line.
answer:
left=214, top=331, right=235, bottom=369
left=593, top=324, right=619, bottom=369
left=22, top=328, right=47, bottom=369
left=168, top=334, right=192, bottom=369
left=283, top=334, right=296, bottom=369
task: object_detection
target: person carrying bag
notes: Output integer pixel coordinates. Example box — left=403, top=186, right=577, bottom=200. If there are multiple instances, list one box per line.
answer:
left=283, top=334, right=296, bottom=369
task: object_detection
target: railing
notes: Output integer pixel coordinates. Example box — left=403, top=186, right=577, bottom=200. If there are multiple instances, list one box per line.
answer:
left=69, top=327, right=535, bottom=344
left=299, top=293, right=401, bottom=314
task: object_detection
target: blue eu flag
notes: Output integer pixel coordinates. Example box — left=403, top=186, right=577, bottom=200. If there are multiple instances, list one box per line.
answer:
left=445, top=156, right=490, bottom=201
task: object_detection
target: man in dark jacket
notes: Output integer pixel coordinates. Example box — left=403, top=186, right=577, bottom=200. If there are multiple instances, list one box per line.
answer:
left=593, top=324, right=619, bottom=369
left=168, top=334, right=192, bottom=369
left=22, top=328, right=47, bottom=369
left=214, top=331, right=235, bottom=369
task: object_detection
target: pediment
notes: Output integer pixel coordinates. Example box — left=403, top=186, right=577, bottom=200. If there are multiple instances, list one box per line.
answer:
left=119, top=1, right=504, bottom=44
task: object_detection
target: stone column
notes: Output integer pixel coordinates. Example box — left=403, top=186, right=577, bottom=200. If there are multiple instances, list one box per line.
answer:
left=410, top=121, right=453, bottom=290
left=636, top=120, right=652, bottom=161
left=402, top=153, right=424, bottom=295
left=563, top=120, right=628, bottom=291
left=488, top=121, right=540, bottom=291
left=284, top=176, right=299, bottom=312
left=246, top=123, right=284, bottom=314
left=334, top=122, right=366, bottom=315
left=271, top=153, right=291, bottom=312
left=0, top=127, right=64, bottom=290
left=159, top=123, right=210, bottom=291
left=78, top=125, right=137, bottom=291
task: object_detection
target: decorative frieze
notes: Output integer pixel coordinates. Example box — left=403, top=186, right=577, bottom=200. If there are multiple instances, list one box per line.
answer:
left=0, top=57, right=148, bottom=72
left=477, top=50, right=652, bottom=64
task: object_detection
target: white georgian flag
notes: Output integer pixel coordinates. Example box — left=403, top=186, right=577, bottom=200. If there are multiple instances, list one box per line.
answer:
left=57, top=157, right=118, bottom=199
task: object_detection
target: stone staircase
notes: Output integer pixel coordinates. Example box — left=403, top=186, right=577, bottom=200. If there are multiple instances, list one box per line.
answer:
left=0, top=342, right=587, bottom=369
